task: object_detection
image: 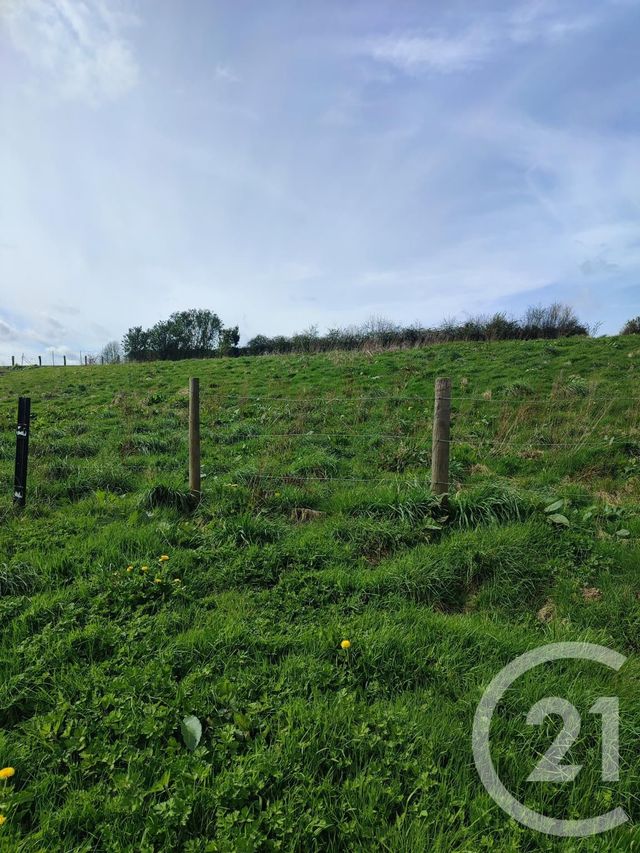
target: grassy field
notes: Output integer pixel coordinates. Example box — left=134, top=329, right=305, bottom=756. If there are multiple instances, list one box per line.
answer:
left=0, top=335, right=639, bottom=851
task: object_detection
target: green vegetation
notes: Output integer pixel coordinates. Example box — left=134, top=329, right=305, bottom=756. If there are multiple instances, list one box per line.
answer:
left=123, top=309, right=239, bottom=362
left=243, top=303, right=590, bottom=355
left=622, top=316, right=640, bottom=336
left=122, top=302, right=590, bottom=362
left=0, top=334, right=639, bottom=851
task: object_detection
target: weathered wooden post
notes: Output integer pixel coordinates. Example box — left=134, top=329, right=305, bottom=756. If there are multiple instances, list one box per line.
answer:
left=38, top=355, right=42, bottom=367
left=189, top=378, right=201, bottom=500
left=431, top=377, right=451, bottom=497
left=11, top=356, right=15, bottom=367
left=84, top=355, right=88, bottom=366
left=14, top=397, right=31, bottom=507
left=63, top=355, right=67, bottom=366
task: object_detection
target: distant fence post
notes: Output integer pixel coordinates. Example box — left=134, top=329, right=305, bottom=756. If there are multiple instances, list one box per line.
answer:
left=189, top=377, right=201, bottom=500
left=63, top=355, right=67, bottom=366
left=38, top=355, right=42, bottom=367
left=14, top=397, right=31, bottom=508
left=431, top=377, right=451, bottom=497
left=11, top=356, right=14, bottom=367
left=84, top=355, right=88, bottom=366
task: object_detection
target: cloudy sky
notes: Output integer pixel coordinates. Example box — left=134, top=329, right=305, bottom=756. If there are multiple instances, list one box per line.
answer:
left=1, top=0, right=639, bottom=363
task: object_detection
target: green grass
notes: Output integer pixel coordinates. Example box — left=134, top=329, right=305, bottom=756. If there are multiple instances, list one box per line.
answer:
left=0, top=335, right=639, bottom=851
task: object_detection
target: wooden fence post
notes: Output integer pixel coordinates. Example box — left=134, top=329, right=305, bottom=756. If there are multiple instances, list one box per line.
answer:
left=431, top=377, right=451, bottom=497
left=63, top=355, right=67, bottom=366
left=11, top=356, right=15, bottom=367
left=189, top=378, right=201, bottom=499
left=14, top=397, right=31, bottom=507
left=38, top=356, right=42, bottom=367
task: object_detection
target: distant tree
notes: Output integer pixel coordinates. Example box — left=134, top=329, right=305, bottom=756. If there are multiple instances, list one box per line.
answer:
left=291, top=324, right=320, bottom=353
left=621, top=316, right=640, bottom=335
left=101, top=340, right=122, bottom=364
left=521, top=303, right=587, bottom=338
left=123, top=310, right=234, bottom=361
left=123, top=326, right=151, bottom=361
left=218, top=325, right=240, bottom=355
left=246, top=334, right=272, bottom=355
left=191, top=309, right=224, bottom=355
left=270, top=335, right=293, bottom=354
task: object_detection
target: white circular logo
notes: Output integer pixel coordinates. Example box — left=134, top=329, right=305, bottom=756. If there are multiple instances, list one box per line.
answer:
left=472, top=642, right=629, bottom=837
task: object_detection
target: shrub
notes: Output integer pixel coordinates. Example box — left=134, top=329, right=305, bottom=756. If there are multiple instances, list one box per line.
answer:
left=621, top=316, right=640, bottom=335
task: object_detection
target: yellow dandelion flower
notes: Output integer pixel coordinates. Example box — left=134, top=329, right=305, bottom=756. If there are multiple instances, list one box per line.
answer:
left=0, top=815, right=5, bottom=825
left=141, top=566, right=149, bottom=572
left=340, top=639, right=351, bottom=650
left=0, top=768, right=15, bottom=780
left=126, top=566, right=133, bottom=572
left=173, top=578, right=181, bottom=583
left=154, top=577, right=162, bottom=583
left=159, top=555, right=169, bottom=562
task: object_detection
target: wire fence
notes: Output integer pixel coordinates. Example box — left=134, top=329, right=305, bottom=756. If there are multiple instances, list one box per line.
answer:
left=2, top=378, right=639, bottom=507
left=1, top=353, right=102, bottom=368
left=193, top=384, right=639, bottom=493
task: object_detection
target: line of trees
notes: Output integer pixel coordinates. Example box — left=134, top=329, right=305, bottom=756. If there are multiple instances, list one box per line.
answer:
left=244, top=303, right=592, bottom=355
left=123, top=310, right=239, bottom=361
left=117, top=303, right=638, bottom=363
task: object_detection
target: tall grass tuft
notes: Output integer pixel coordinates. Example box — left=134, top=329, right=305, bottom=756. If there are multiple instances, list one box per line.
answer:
left=451, top=482, right=538, bottom=527
left=139, top=484, right=196, bottom=512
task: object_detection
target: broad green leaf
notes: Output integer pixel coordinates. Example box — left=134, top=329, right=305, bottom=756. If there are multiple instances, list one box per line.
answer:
left=181, top=715, right=202, bottom=751
left=548, top=514, right=570, bottom=526
left=544, top=500, right=564, bottom=513
left=148, top=770, right=171, bottom=793
left=233, top=711, right=251, bottom=732
left=616, top=529, right=630, bottom=538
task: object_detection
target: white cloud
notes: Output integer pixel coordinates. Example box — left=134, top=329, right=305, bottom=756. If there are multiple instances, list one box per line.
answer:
left=214, top=63, right=240, bottom=83
left=508, top=1, right=599, bottom=44
left=0, top=318, right=19, bottom=342
left=0, top=0, right=139, bottom=104
left=456, top=108, right=640, bottom=279
left=358, top=1, right=611, bottom=75
left=363, top=29, right=491, bottom=73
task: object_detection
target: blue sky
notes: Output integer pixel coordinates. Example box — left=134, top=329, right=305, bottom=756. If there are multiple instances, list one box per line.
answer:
left=1, top=0, right=639, bottom=362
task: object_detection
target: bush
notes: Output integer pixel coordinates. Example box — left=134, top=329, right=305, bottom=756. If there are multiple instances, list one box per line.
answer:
left=621, top=316, right=640, bottom=335
left=240, top=304, right=590, bottom=355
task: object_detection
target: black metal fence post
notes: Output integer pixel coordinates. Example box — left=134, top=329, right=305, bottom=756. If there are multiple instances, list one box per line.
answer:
left=14, top=397, right=31, bottom=508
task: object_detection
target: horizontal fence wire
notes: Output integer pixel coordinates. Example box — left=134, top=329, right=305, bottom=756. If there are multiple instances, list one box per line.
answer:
left=204, top=472, right=638, bottom=504
left=437, top=438, right=632, bottom=448
left=1, top=391, right=635, bottom=407
left=209, top=432, right=635, bottom=450
left=211, top=393, right=639, bottom=403
left=212, top=431, right=417, bottom=440
left=208, top=472, right=441, bottom=484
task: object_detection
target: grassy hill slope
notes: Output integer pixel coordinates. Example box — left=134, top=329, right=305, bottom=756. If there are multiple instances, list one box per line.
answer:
left=0, top=335, right=639, bottom=851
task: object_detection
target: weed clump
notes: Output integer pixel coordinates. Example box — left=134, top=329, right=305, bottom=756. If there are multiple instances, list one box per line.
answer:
left=140, top=485, right=196, bottom=513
